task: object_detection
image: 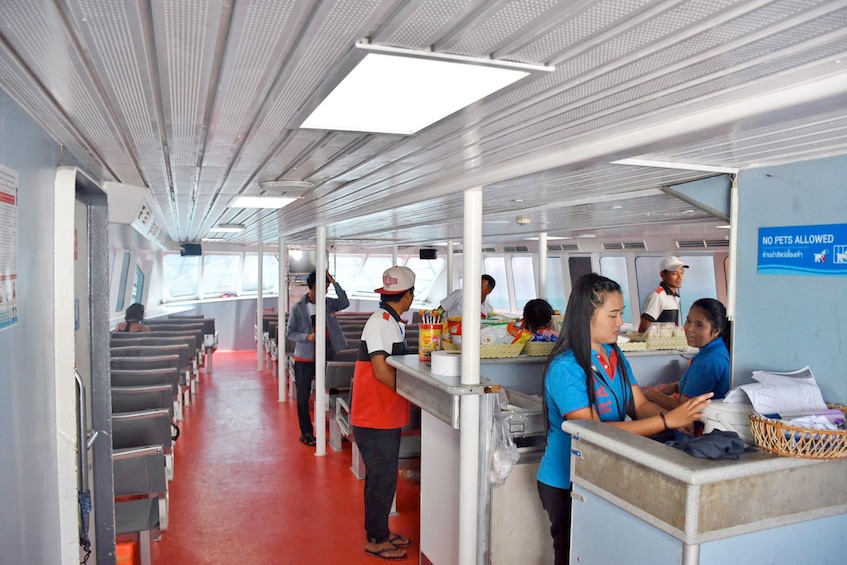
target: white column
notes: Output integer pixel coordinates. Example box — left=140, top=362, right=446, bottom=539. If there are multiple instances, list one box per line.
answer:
left=257, top=241, right=264, bottom=371
left=392, top=245, right=398, bottom=266
left=537, top=231, right=548, bottom=299
left=315, top=226, right=328, bottom=456
left=459, top=187, right=482, bottom=565
left=278, top=236, right=287, bottom=401
left=446, top=240, right=455, bottom=294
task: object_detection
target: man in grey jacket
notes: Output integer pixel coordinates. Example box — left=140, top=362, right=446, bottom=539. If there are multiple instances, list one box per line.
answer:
left=286, top=271, right=349, bottom=446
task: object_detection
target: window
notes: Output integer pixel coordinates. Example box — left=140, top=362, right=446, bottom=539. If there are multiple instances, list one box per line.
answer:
left=511, top=256, right=535, bottom=311
left=404, top=257, right=445, bottom=302
left=131, top=266, right=145, bottom=305
left=545, top=257, right=566, bottom=313
left=163, top=254, right=200, bottom=299
left=202, top=254, right=241, bottom=296
left=483, top=256, right=509, bottom=311
left=242, top=253, right=279, bottom=293
left=355, top=256, right=394, bottom=294
left=635, top=255, right=717, bottom=320
left=599, top=256, right=632, bottom=326
left=115, top=252, right=131, bottom=312
left=333, top=255, right=364, bottom=289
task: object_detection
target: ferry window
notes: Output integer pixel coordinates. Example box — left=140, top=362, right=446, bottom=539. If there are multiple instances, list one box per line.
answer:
left=511, top=256, right=535, bottom=309
left=202, top=254, right=241, bottom=296
left=131, top=266, right=145, bottom=305
left=115, top=252, right=131, bottom=311
left=599, top=256, right=632, bottom=326
left=545, top=257, right=566, bottom=313
left=635, top=255, right=717, bottom=319
left=242, top=253, right=279, bottom=293
left=355, top=255, right=393, bottom=294
left=163, top=254, right=200, bottom=298
left=568, top=256, right=592, bottom=283
left=404, top=257, right=446, bottom=302
left=483, top=256, right=509, bottom=311
left=333, top=255, right=364, bottom=289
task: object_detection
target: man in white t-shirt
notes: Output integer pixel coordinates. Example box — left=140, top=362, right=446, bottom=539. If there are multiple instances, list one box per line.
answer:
left=639, top=256, right=688, bottom=332
left=439, top=274, right=496, bottom=319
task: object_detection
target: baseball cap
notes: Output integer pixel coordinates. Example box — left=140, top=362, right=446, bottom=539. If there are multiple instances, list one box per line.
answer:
left=375, top=266, right=416, bottom=295
left=660, top=256, right=689, bottom=272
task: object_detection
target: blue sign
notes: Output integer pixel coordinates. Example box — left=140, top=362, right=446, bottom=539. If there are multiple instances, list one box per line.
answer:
left=758, top=223, right=847, bottom=276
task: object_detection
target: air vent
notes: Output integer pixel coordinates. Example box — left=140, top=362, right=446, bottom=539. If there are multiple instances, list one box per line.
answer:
left=503, top=245, right=529, bottom=253
left=704, top=239, right=730, bottom=247
left=482, top=247, right=496, bottom=253
left=677, top=240, right=708, bottom=248
left=677, top=239, right=729, bottom=248
left=547, top=244, right=580, bottom=251
left=135, top=203, right=153, bottom=228
left=602, top=241, right=646, bottom=250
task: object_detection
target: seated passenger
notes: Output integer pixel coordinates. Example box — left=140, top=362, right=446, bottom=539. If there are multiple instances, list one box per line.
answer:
left=643, top=298, right=731, bottom=438
left=519, top=298, right=557, bottom=341
left=114, top=303, right=150, bottom=333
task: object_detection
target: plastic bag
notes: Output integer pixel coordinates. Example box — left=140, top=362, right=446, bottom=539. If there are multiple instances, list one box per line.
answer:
left=489, top=407, right=520, bottom=485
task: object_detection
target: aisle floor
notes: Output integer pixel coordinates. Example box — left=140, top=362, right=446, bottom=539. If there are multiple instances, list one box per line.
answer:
left=150, top=350, right=421, bottom=564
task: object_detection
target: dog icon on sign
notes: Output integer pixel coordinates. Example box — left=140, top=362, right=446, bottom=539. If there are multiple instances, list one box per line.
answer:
left=813, top=249, right=827, bottom=263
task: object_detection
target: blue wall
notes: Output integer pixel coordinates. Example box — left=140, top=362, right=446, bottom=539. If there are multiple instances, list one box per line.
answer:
left=734, top=154, right=847, bottom=403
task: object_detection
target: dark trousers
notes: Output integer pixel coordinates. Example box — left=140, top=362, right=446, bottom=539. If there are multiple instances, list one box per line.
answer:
left=537, top=480, right=572, bottom=565
left=293, top=361, right=316, bottom=436
left=352, top=426, right=401, bottom=543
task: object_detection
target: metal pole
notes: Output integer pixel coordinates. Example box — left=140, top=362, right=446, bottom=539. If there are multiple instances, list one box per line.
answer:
left=447, top=240, right=454, bottom=294
left=315, top=226, right=328, bottom=456
left=392, top=244, right=398, bottom=266
left=257, top=241, right=264, bottom=371
left=459, top=187, right=482, bottom=565
left=538, top=231, right=548, bottom=299
left=278, top=236, right=287, bottom=401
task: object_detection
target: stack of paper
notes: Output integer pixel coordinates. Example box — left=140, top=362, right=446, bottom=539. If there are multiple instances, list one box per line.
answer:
left=724, top=366, right=828, bottom=415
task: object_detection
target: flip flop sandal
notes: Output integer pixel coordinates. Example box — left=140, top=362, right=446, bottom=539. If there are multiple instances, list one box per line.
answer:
left=299, top=434, right=316, bottom=446
left=365, top=546, right=406, bottom=561
left=388, top=534, right=411, bottom=547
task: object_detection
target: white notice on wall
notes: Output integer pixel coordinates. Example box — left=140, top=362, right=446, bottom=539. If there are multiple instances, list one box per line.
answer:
left=0, top=163, right=19, bottom=331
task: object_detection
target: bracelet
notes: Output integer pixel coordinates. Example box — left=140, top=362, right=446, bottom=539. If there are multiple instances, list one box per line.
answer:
left=659, top=412, right=669, bottom=431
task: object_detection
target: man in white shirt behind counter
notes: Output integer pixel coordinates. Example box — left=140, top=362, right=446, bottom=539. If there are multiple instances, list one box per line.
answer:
left=439, top=274, right=496, bottom=319
left=638, top=256, right=688, bottom=333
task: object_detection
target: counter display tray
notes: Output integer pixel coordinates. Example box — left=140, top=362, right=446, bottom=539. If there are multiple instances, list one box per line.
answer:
left=442, top=341, right=524, bottom=358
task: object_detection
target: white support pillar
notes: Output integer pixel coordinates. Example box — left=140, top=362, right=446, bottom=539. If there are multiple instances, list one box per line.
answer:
left=392, top=245, right=398, bottom=266
left=315, top=226, right=328, bottom=456
left=537, top=231, right=548, bottom=299
left=278, top=236, right=287, bottom=401
left=459, top=187, right=482, bottom=565
left=257, top=241, right=264, bottom=371
left=446, top=240, right=455, bottom=294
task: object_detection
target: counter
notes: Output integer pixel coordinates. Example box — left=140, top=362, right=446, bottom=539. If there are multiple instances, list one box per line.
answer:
left=562, top=420, right=847, bottom=564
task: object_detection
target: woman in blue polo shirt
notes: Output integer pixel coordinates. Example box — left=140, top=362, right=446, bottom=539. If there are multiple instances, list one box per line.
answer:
left=644, top=298, right=731, bottom=439
left=537, top=273, right=713, bottom=565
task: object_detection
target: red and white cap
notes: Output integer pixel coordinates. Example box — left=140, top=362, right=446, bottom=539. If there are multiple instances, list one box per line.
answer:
left=660, top=256, right=689, bottom=272
left=375, top=266, right=416, bottom=295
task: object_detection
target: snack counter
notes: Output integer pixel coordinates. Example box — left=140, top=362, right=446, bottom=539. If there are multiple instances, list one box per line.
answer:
left=561, top=419, right=847, bottom=564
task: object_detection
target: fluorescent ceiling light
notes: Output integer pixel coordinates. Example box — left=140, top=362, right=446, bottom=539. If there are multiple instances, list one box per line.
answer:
left=524, top=236, right=572, bottom=241
left=202, top=237, right=225, bottom=243
left=209, top=223, right=246, bottom=233
left=611, top=158, right=738, bottom=174
left=716, top=224, right=732, bottom=229
left=229, top=195, right=297, bottom=209
left=300, top=42, right=552, bottom=135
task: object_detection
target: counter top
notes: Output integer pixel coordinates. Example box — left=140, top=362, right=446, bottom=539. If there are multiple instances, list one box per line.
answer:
left=562, top=419, right=847, bottom=543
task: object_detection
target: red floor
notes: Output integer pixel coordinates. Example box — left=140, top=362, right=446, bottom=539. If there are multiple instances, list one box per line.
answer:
left=151, top=351, right=421, bottom=564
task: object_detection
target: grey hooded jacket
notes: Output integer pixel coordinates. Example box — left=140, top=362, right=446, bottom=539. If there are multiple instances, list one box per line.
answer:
left=287, top=282, right=350, bottom=361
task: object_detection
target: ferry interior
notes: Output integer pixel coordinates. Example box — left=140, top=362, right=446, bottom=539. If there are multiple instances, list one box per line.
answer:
left=1, top=1, right=846, bottom=564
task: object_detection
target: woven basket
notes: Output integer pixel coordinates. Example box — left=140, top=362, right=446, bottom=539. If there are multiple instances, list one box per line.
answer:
left=748, top=405, right=847, bottom=459
left=522, top=342, right=555, bottom=357
left=645, top=335, right=689, bottom=350
left=440, top=341, right=523, bottom=358
left=618, top=341, right=647, bottom=352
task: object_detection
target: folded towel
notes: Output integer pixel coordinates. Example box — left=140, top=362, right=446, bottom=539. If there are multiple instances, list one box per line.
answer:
left=667, top=430, right=746, bottom=460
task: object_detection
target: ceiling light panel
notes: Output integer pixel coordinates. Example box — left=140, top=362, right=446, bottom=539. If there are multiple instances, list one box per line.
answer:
left=301, top=50, right=542, bottom=134
left=230, top=196, right=298, bottom=209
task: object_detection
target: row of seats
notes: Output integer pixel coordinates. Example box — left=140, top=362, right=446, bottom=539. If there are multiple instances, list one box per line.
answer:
left=109, top=314, right=217, bottom=564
